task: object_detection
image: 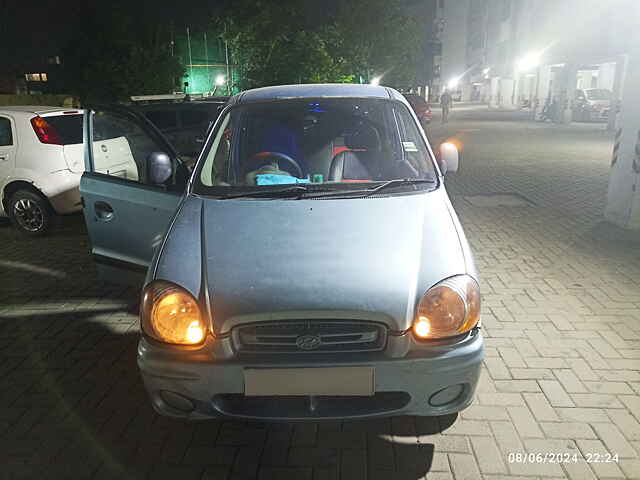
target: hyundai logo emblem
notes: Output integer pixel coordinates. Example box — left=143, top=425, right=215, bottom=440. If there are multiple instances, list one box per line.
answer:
left=296, top=334, right=321, bottom=351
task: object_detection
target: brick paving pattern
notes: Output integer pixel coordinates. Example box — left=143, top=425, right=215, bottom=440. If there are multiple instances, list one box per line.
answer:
left=1, top=107, right=639, bottom=479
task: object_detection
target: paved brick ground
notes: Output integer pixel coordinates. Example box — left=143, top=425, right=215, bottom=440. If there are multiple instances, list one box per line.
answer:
left=1, top=108, right=640, bottom=479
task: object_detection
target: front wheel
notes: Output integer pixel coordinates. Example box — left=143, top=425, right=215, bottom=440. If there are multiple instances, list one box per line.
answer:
left=8, top=190, right=53, bottom=236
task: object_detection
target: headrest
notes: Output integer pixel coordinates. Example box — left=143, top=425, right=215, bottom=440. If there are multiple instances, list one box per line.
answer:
left=344, top=124, right=380, bottom=151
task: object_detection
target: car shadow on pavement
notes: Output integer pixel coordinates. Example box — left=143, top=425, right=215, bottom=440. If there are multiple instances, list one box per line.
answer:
left=0, top=305, right=458, bottom=480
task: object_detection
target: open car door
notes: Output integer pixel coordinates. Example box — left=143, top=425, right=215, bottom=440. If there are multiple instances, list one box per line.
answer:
left=80, top=105, right=189, bottom=285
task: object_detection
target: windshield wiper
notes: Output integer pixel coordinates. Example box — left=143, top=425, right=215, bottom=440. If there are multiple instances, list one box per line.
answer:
left=362, top=178, right=437, bottom=195
left=217, top=179, right=436, bottom=200
left=219, top=185, right=311, bottom=199
left=219, top=184, right=337, bottom=199
left=302, top=178, right=437, bottom=199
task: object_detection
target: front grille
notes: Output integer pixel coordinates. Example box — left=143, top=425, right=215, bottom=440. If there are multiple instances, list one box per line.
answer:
left=232, top=320, right=387, bottom=354
left=212, top=392, right=410, bottom=419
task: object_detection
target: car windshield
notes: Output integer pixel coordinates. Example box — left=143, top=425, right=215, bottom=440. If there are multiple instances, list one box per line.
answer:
left=585, top=89, right=611, bottom=100
left=194, top=98, right=437, bottom=196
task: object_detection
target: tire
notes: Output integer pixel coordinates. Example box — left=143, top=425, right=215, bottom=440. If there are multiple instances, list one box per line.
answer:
left=8, top=189, right=53, bottom=236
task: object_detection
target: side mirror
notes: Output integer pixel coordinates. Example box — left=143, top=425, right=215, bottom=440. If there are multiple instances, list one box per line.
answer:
left=147, top=151, right=173, bottom=185
left=438, top=142, right=460, bottom=175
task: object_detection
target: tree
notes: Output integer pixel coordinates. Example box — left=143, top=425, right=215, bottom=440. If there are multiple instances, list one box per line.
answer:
left=219, top=0, right=425, bottom=90
left=60, top=2, right=184, bottom=102
left=333, top=0, right=426, bottom=87
left=219, top=0, right=353, bottom=90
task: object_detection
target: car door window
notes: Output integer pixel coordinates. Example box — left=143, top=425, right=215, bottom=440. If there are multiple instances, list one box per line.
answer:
left=180, top=109, right=209, bottom=128
left=394, top=105, right=434, bottom=175
left=91, top=109, right=177, bottom=185
left=200, top=111, right=232, bottom=186
left=0, top=117, right=12, bottom=146
left=145, top=110, right=178, bottom=130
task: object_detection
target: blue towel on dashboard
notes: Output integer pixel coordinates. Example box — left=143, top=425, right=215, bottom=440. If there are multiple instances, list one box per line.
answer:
left=256, top=174, right=310, bottom=185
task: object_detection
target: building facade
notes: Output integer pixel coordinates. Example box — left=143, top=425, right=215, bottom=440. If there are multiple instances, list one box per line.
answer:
left=440, top=0, right=634, bottom=119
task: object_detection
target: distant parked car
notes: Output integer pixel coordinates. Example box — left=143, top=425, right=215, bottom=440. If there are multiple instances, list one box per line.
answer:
left=134, top=98, right=227, bottom=164
left=0, top=106, right=86, bottom=235
left=573, top=88, right=612, bottom=122
left=403, top=93, right=432, bottom=124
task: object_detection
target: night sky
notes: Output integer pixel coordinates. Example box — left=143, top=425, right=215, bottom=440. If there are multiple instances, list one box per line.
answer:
left=1, top=0, right=229, bottom=68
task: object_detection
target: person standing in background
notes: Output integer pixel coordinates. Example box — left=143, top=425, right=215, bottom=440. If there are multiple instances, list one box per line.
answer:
left=440, top=89, right=453, bottom=123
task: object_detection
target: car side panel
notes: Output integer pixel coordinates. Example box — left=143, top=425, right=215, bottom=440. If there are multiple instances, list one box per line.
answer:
left=1, top=113, right=82, bottom=215
left=80, top=172, right=182, bottom=276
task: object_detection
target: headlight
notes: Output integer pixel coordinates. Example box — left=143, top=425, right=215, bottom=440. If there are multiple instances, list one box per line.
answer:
left=412, top=275, right=480, bottom=340
left=141, top=281, right=206, bottom=345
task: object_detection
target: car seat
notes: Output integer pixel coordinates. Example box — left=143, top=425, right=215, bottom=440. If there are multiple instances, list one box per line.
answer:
left=328, top=124, right=380, bottom=181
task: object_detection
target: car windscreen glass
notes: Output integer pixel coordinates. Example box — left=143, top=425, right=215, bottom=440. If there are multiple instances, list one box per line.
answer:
left=180, top=109, right=209, bottom=127
left=193, top=98, right=437, bottom=197
left=44, top=115, right=83, bottom=145
left=144, top=110, right=178, bottom=130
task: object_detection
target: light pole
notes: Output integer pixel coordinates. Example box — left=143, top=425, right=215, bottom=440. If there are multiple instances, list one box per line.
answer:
left=224, top=39, right=231, bottom=96
left=532, top=65, right=541, bottom=120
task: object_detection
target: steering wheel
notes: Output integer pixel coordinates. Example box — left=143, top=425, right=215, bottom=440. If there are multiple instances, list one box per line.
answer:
left=243, top=151, right=303, bottom=179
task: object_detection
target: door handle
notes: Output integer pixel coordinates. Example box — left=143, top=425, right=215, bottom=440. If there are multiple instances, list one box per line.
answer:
left=94, top=201, right=114, bottom=222
left=0, top=155, right=7, bottom=161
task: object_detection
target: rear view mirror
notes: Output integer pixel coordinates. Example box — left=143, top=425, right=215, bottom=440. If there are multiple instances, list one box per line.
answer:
left=438, top=142, right=459, bottom=175
left=147, top=152, right=173, bottom=185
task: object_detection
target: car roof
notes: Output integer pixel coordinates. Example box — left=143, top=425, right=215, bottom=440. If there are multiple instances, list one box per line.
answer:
left=231, top=84, right=404, bottom=105
left=0, top=106, right=73, bottom=115
left=134, top=101, right=223, bottom=110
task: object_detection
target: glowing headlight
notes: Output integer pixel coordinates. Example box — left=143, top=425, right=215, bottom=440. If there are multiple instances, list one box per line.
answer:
left=141, top=281, right=206, bottom=345
left=413, top=275, right=480, bottom=339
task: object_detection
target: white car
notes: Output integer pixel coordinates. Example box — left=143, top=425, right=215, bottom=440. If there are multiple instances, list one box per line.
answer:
left=0, top=106, right=145, bottom=235
left=0, top=106, right=86, bottom=235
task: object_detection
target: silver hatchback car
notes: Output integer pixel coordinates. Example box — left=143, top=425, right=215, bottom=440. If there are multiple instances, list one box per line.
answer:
left=80, top=84, right=483, bottom=421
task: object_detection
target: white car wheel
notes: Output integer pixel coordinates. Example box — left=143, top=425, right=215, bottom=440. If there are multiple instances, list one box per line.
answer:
left=9, top=190, right=52, bottom=236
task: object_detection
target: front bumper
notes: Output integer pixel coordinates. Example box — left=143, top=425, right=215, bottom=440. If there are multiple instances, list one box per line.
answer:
left=138, top=329, right=483, bottom=421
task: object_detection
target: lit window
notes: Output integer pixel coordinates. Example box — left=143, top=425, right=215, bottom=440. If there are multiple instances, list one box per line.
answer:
left=40, top=73, right=48, bottom=82
left=25, top=73, right=41, bottom=82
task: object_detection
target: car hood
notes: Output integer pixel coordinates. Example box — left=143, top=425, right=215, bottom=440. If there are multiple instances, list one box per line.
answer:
left=156, top=190, right=469, bottom=334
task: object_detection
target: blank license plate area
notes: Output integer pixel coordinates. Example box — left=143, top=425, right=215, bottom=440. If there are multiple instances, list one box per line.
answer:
left=244, top=367, right=374, bottom=396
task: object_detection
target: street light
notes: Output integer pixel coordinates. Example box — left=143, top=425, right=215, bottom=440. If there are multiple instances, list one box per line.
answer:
left=215, top=75, right=226, bottom=86
left=515, top=51, right=543, bottom=114
left=447, top=77, right=459, bottom=90
left=370, top=76, right=382, bottom=86
left=516, top=52, right=542, bottom=73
